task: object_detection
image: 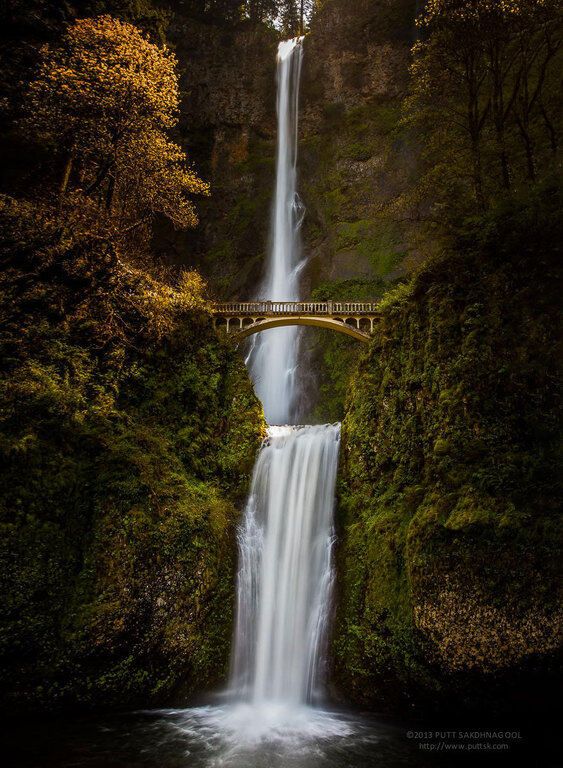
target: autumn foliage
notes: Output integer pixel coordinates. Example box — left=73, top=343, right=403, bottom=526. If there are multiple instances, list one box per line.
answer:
left=27, top=15, right=209, bottom=238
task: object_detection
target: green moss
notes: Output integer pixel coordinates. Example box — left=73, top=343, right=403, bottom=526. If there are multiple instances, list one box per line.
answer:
left=306, top=278, right=386, bottom=422
left=334, top=219, right=405, bottom=275
left=333, top=187, right=563, bottom=709
left=0, top=201, right=263, bottom=712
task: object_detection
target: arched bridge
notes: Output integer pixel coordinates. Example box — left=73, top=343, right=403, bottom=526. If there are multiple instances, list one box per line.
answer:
left=213, top=301, right=380, bottom=342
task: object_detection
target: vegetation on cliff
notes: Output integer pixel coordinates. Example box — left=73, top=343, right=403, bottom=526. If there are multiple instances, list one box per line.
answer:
left=0, top=10, right=263, bottom=711
left=0, top=198, right=262, bottom=710
left=333, top=183, right=562, bottom=712
left=331, top=0, right=562, bottom=712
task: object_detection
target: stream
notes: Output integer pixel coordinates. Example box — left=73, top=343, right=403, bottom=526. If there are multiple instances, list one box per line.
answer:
left=3, top=707, right=551, bottom=767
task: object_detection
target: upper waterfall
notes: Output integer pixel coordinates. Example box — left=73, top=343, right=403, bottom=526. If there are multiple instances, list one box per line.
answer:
left=247, top=37, right=304, bottom=425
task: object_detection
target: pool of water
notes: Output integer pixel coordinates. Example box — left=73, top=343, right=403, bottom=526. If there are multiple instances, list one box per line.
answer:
left=2, top=700, right=554, bottom=768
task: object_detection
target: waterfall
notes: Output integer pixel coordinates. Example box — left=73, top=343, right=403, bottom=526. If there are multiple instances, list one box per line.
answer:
left=127, top=36, right=361, bottom=759
left=248, top=37, right=304, bottom=426
left=230, top=38, right=340, bottom=719
left=230, top=424, right=339, bottom=705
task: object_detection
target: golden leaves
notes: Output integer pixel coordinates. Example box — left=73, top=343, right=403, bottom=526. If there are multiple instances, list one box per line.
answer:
left=29, top=15, right=178, bottom=134
left=118, top=131, right=210, bottom=230
left=26, top=15, right=208, bottom=235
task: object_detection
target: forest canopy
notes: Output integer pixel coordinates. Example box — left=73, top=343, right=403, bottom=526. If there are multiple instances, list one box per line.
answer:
left=180, top=0, right=318, bottom=32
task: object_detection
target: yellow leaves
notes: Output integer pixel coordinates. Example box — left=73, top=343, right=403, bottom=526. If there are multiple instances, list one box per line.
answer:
left=26, top=15, right=208, bottom=235
left=114, top=261, right=210, bottom=342
left=176, top=271, right=209, bottom=311
left=28, top=15, right=179, bottom=137
left=115, top=130, right=209, bottom=230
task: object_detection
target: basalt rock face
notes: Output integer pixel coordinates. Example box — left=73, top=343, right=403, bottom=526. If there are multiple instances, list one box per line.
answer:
left=333, top=191, right=563, bottom=713
left=297, top=0, right=420, bottom=421
left=299, top=0, right=419, bottom=292
left=154, top=14, right=278, bottom=298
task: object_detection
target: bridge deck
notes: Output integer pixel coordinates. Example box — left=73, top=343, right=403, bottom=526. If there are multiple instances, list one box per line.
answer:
left=214, top=301, right=379, bottom=316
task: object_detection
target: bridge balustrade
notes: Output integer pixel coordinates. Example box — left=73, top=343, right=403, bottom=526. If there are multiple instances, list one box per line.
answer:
left=212, top=299, right=380, bottom=342
left=214, top=301, right=379, bottom=315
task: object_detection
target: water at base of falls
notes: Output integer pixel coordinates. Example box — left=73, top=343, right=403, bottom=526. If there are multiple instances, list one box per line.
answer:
left=8, top=707, right=449, bottom=768
left=5, top=708, right=546, bottom=768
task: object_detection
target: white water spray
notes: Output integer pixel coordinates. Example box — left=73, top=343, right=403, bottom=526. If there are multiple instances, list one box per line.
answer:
left=248, top=37, right=304, bottom=425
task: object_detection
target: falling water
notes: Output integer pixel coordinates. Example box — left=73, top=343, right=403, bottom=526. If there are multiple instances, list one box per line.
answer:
left=248, top=37, right=305, bottom=425
left=141, top=38, right=354, bottom=757
left=229, top=38, right=340, bottom=728
left=230, top=424, right=339, bottom=705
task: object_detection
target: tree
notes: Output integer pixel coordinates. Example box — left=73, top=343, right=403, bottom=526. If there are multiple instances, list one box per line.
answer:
left=179, top=0, right=316, bottom=30
left=26, top=15, right=209, bottom=238
left=245, top=0, right=281, bottom=24
left=177, top=0, right=279, bottom=25
left=277, top=0, right=316, bottom=35
left=405, top=0, right=562, bottom=220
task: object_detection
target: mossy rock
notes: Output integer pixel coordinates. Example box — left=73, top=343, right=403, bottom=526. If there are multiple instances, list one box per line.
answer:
left=332, top=188, right=563, bottom=713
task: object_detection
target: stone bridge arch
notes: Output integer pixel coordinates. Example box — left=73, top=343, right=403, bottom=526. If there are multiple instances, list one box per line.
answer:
left=213, top=301, right=379, bottom=344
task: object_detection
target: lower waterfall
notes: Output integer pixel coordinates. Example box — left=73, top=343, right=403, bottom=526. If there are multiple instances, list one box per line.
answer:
left=230, top=424, right=340, bottom=705
left=153, top=427, right=356, bottom=753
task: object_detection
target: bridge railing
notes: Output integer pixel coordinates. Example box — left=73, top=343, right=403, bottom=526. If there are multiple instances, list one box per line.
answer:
left=213, top=301, right=379, bottom=315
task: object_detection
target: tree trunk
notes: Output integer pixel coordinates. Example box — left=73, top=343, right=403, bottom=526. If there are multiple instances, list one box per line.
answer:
left=465, top=49, right=487, bottom=211
left=59, top=152, right=74, bottom=200
left=540, top=103, right=558, bottom=155
left=498, top=138, right=511, bottom=189
left=106, top=174, right=116, bottom=212
left=489, top=40, right=511, bottom=190
left=471, top=137, right=486, bottom=210
left=516, top=116, right=535, bottom=181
